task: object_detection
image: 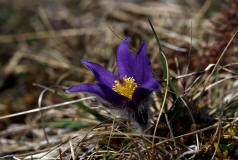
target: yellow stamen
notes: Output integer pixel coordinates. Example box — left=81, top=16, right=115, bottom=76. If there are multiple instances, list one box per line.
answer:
left=112, top=76, right=138, bottom=100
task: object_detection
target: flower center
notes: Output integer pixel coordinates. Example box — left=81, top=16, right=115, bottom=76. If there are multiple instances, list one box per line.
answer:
left=112, top=76, right=138, bottom=100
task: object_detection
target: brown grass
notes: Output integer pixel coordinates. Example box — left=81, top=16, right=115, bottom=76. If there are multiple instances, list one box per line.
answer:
left=0, top=0, right=238, bottom=159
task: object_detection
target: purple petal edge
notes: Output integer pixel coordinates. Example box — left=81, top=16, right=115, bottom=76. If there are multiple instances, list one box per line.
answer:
left=96, top=82, right=127, bottom=106
left=66, top=83, right=105, bottom=99
left=81, top=59, right=117, bottom=88
left=116, top=38, right=135, bottom=78
left=132, top=78, right=160, bottom=104
left=139, top=77, right=161, bottom=91
left=134, top=42, right=153, bottom=84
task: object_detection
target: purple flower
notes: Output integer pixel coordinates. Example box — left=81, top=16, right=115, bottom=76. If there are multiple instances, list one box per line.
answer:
left=66, top=38, right=160, bottom=127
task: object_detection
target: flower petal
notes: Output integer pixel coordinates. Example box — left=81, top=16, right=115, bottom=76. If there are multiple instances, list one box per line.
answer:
left=132, top=77, right=160, bottom=102
left=134, top=42, right=153, bottom=84
left=116, top=38, right=135, bottom=78
left=139, top=77, right=161, bottom=91
left=81, top=59, right=117, bottom=88
left=137, top=42, right=151, bottom=67
left=66, top=83, right=127, bottom=106
left=96, top=82, right=127, bottom=106
left=66, top=83, right=105, bottom=98
left=132, top=87, right=151, bottom=104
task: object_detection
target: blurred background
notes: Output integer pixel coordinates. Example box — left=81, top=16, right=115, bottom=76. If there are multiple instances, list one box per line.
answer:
left=0, top=0, right=238, bottom=157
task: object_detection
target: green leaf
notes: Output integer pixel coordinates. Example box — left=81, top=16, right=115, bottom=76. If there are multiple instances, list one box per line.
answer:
left=228, top=143, right=235, bottom=151
left=220, top=144, right=228, bottom=151
left=235, top=149, right=238, bottom=156
left=148, top=18, right=179, bottom=98
left=148, top=19, right=167, bottom=79
left=49, top=120, right=89, bottom=129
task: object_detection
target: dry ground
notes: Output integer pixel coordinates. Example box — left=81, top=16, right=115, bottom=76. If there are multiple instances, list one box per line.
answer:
left=0, top=0, right=238, bottom=159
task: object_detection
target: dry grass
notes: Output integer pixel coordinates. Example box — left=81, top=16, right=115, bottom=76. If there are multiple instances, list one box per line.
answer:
left=0, top=0, right=238, bottom=159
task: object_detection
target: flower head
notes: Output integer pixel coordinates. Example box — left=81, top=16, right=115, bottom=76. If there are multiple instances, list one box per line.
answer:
left=66, top=38, right=160, bottom=127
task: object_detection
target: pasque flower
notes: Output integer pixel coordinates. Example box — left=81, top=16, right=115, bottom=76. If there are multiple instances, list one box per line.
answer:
left=66, top=38, right=160, bottom=127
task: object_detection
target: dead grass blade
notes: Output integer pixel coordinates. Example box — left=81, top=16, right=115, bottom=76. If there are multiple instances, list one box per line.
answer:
left=0, top=96, right=96, bottom=120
